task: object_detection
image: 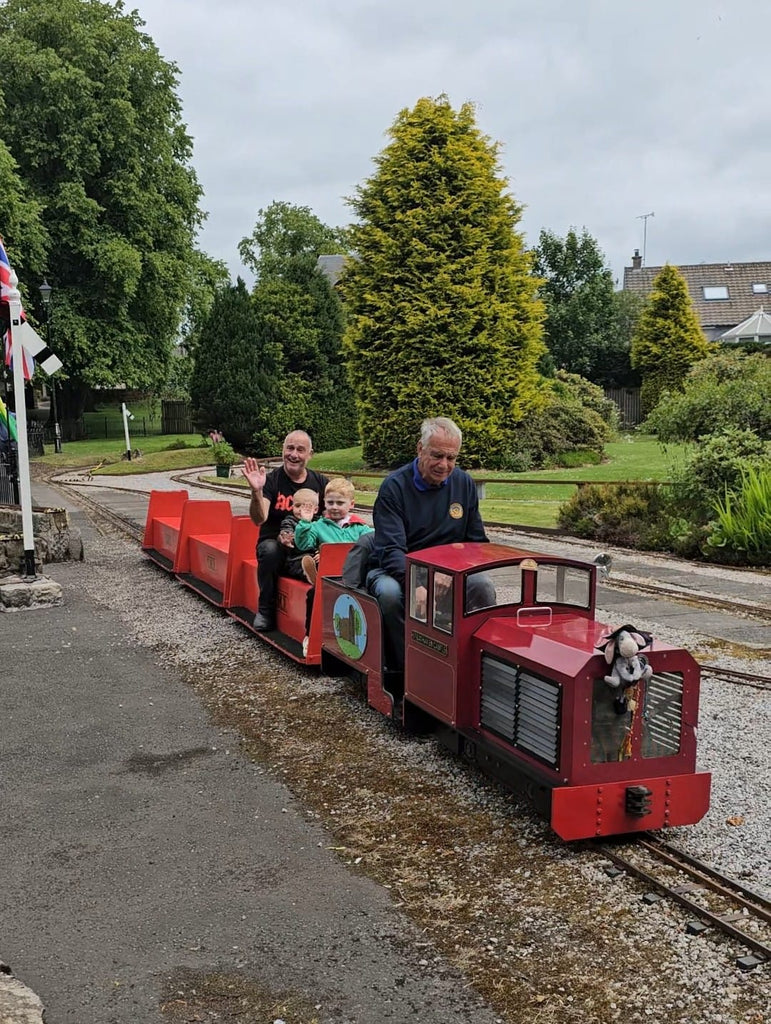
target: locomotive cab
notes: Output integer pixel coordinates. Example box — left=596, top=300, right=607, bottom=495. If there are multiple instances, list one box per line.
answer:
left=401, top=544, right=711, bottom=840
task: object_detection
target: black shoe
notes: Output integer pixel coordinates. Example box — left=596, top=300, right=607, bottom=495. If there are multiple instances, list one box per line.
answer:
left=252, top=612, right=275, bottom=631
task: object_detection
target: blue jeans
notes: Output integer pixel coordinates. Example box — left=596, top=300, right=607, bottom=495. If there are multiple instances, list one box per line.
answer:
left=366, top=569, right=405, bottom=672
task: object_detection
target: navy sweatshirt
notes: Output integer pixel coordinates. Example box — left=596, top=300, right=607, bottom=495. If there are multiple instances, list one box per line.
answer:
left=372, top=460, right=487, bottom=585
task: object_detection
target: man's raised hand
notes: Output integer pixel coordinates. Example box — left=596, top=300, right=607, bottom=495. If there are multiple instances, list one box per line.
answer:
left=243, top=457, right=266, bottom=493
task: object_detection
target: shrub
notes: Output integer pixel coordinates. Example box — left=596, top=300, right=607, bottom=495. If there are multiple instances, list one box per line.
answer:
left=509, top=400, right=609, bottom=470
left=668, top=428, right=770, bottom=523
left=557, top=482, right=670, bottom=548
left=644, top=350, right=771, bottom=441
left=703, top=466, right=771, bottom=565
left=552, top=370, right=619, bottom=434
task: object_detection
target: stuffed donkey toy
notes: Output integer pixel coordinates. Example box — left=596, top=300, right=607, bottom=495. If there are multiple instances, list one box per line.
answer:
left=596, top=625, right=654, bottom=714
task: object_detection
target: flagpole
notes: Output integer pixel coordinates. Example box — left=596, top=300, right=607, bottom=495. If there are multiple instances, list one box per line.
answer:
left=8, top=269, right=36, bottom=577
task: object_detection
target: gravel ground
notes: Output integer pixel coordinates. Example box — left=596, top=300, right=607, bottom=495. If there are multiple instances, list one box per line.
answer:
left=50, top=517, right=770, bottom=1024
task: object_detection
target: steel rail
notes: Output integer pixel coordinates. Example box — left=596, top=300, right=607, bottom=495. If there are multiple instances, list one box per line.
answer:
left=599, top=844, right=771, bottom=962
left=699, top=665, right=771, bottom=691
left=637, top=837, right=771, bottom=923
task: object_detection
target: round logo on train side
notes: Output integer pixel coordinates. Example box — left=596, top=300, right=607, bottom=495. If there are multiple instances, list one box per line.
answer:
left=332, top=593, right=368, bottom=660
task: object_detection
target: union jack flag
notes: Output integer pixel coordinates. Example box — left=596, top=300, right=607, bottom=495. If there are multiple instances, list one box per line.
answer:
left=0, top=237, right=34, bottom=380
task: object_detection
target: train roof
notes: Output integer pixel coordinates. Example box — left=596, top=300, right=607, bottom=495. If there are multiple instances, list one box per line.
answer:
left=408, top=542, right=593, bottom=573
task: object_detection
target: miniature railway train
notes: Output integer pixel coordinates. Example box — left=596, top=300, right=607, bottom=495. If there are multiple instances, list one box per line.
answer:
left=142, top=489, right=711, bottom=842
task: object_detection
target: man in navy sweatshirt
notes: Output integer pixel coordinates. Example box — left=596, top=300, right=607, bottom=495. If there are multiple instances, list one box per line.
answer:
left=366, top=416, right=494, bottom=674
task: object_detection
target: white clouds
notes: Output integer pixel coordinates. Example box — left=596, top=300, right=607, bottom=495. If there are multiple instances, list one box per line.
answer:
left=134, top=0, right=771, bottom=283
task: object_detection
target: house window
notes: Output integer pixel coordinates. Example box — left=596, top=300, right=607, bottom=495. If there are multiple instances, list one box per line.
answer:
left=752, top=283, right=768, bottom=294
left=703, top=286, right=729, bottom=300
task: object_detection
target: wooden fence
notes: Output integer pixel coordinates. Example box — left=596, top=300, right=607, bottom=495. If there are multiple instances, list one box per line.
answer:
left=604, top=388, right=642, bottom=428
left=161, top=400, right=193, bottom=434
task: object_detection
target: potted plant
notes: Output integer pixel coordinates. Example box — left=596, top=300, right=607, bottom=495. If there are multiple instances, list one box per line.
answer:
left=208, top=431, right=239, bottom=478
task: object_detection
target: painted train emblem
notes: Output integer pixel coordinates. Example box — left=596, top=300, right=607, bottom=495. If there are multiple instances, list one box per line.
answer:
left=333, top=593, right=368, bottom=659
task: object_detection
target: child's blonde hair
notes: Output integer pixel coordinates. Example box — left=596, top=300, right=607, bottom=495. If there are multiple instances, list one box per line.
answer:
left=324, top=477, right=355, bottom=502
left=292, top=488, right=319, bottom=508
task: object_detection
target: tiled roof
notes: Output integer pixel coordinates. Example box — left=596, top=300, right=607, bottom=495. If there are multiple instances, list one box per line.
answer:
left=315, top=254, right=346, bottom=286
left=623, top=260, right=771, bottom=329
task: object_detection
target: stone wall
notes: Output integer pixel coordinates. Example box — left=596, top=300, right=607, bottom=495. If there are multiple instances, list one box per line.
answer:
left=0, top=507, right=83, bottom=575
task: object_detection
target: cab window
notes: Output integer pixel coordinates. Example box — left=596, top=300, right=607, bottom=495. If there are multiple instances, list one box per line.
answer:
left=464, top=564, right=519, bottom=614
left=409, top=564, right=428, bottom=622
left=536, top=564, right=591, bottom=608
left=433, top=572, right=453, bottom=633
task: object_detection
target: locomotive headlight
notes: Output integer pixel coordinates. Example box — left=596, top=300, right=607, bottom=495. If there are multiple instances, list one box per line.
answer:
left=593, top=552, right=613, bottom=579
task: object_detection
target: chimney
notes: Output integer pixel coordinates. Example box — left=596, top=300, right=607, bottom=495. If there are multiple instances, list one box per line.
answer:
left=631, top=249, right=642, bottom=270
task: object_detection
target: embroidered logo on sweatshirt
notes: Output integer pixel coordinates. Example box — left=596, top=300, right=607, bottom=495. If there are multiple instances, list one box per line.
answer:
left=449, top=503, right=463, bottom=519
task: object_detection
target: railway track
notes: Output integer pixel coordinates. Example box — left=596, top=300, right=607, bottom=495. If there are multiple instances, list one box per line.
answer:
left=699, top=664, right=771, bottom=691
left=59, top=481, right=771, bottom=673
left=596, top=835, right=771, bottom=968
left=64, top=484, right=145, bottom=543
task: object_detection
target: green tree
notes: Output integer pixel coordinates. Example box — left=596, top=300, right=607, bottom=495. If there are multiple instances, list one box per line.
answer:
left=178, top=250, right=231, bottom=361
left=239, top=201, right=348, bottom=283
left=609, top=289, right=645, bottom=387
left=240, top=201, right=357, bottom=451
left=0, top=136, right=48, bottom=287
left=0, top=0, right=204, bottom=416
left=190, top=280, right=285, bottom=450
left=342, top=95, right=546, bottom=468
left=532, top=228, right=631, bottom=386
left=631, top=264, right=712, bottom=415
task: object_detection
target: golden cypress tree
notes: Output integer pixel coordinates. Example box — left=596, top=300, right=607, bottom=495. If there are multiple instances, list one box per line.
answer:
left=342, top=95, right=546, bottom=468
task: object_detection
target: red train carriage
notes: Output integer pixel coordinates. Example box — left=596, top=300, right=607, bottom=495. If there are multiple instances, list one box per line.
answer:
left=143, top=492, right=711, bottom=841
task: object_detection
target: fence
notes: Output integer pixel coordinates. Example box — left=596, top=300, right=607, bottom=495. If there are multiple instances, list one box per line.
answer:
left=0, top=443, right=19, bottom=505
left=80, top=400, right=194, bottom=440
left=604, top=387, right=642, bottom=428
left=161, top=400, right=193, bottom=434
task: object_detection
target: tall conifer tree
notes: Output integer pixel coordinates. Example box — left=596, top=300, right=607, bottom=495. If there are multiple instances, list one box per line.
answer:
left=342, top=95, right=546, bottom=468
left=631, top=264, right=712, bottom=415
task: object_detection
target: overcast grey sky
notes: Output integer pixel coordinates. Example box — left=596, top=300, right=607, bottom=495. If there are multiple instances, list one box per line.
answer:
left=134, top=0, right=770, bottom=285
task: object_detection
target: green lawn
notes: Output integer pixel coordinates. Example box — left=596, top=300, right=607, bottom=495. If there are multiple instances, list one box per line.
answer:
left=37, top=434, right=211, bottom=473
left=82, top=399, right=164, bottom=437
left=36, top=433, right=686, bottom=528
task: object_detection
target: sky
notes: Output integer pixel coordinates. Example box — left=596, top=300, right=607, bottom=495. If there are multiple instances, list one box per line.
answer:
left=133, top=0, right=771, bottom=287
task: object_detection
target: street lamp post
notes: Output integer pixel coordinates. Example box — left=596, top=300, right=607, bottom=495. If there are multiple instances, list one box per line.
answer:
left=38, top=278, right=62, bottom=454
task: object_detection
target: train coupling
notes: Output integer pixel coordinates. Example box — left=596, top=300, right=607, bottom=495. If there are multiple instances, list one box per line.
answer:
left=625, top=785, right=653, bottom=817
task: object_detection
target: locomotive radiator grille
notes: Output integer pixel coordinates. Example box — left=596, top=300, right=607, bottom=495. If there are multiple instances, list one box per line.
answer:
left=481, top=655, right=561, bottom=768
left=641, top=670, right=683, bottom=758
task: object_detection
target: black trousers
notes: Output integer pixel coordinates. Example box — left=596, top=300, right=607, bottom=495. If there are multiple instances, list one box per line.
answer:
left=257, top=540, right=314, bottom=631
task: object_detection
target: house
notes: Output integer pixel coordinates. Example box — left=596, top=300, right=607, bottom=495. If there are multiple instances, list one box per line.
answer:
left=623, top=250, right=771, bottom=341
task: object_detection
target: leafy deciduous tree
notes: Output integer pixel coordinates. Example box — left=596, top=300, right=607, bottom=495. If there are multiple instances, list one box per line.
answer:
left=342, top=95, right=546, bottom=468
left=239, top=201, right=348, bottom=284
left=0, top=0, right=204, bottom=416
left=531, top=228, right=626, bottom=386
left=239, top=201, right=357, bottom=451
left=631, top=264, right=712, bottom=415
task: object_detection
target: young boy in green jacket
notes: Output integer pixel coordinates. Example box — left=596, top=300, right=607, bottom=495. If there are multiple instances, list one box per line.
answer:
left=293, top=477, right=372, bottom=655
